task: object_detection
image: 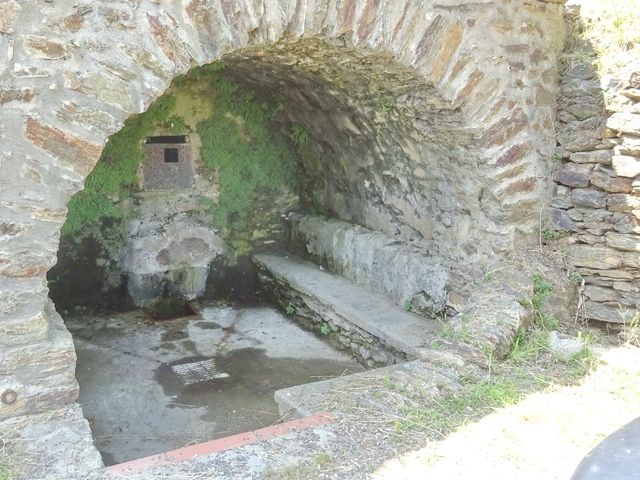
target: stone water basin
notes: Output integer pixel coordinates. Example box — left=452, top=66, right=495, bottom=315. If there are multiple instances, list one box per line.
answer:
left=66, top=301, right=363, bottom=466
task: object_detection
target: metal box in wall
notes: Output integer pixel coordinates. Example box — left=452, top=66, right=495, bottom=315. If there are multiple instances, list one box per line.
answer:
left=143, top=135, right=195, bottom=191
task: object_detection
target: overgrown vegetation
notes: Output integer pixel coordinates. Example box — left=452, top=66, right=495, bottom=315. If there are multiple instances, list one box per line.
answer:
left=0, top=462, right=12, bottom=480
left=394, top=272, right=599, bottom=438
left=396, top=376, right=520, bottom=437
left=264, top=451, right=335, bottom=479
left=197, top=72, right=298, bottom=233
left=63, top=93, right=178, bottom=235
left=54, top=61, right=300, bottom=305
left=64, top=61, right=298, bottom=239
left=574, top=0, right=640, bottom=76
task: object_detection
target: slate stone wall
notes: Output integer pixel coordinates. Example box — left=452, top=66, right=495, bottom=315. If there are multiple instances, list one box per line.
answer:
left=551, top=7, right=640, bottom=324
left=0, top=0, right=564, bottom=421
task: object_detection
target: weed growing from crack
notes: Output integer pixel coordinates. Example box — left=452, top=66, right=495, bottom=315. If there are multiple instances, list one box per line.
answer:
left=285, top=303, right=296, bottom=316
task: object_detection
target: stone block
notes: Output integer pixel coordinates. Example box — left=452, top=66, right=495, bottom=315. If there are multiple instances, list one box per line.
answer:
left=549, top=208, right=577, bottom=231
left=565, top=96, right=602, bottom=120
left=0, top=310, right=49, bottom=346
left=578, top=267, right=634, bottom=281
left=146, top=12, right=194, bottom=70
left=607, top=112, right=640, bottom=134
left=605, top=231, right=640, bottom=252
left=551, top=195, right=573, bottom=209
left=584, top=284, right=620, bottom=302
left=608, top=194, right=640, bottom=212
left=621, top=252, right=640, bottom=268
left=287, top=214, right=449, bottom=314
left=613, top=281, right=637, bottom=292
left=481, top=109, right=527, bottom=146
left=0, top=88, right=35, bottom=105
left=590, top=171, right=632, bottom=193
left=617, top=136, right=640, bottom=156
left=560, top=77, right=601, bottom=97
left=581, top=209, right=613, bottom=223
left=564, top=63, right=596, bottom=81
left=566, top=244, right=622, bottom=269
left=24, top=118, right=102, bottom=177
left=611, top=155, right=640, bottom=178
left=569, top=150, right=612, bottom=164
left=23, top=36, right=69, bottom=60
left=585, top=300, right=635, bottom=324
left=548, top=331, right=586, bottom=360
left=571, top=188, right=607, bottom=208
left=0, top=0, right=19, bottom=34
left=56, top=102, right=120, bottom=135
left=65, top=71, right=134, bottom=112
left=0, top=304, right=79, bottom=419
left=614, top=215, right=640, bottom=234
left=557, top=117, right=606, bottom=152
left=553, top=162, right=591, bottom=187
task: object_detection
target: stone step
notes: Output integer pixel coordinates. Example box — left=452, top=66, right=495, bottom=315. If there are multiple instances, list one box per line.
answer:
left=285, top=213, right=448, bottom=316
left=274, top=360, right=462, bottom=421
left=253, top=253, right=444, bottom=367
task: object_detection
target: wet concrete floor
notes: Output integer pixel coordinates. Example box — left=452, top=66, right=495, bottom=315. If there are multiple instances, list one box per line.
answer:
left=66, top=301, right=363, bottom=466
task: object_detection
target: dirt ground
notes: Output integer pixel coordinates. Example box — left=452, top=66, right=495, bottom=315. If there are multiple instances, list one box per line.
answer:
left=373, top=344, right=640, bottom=479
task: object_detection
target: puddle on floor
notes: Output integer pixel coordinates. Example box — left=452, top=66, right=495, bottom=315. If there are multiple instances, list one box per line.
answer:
left=67, top=302, right=363, bottom=466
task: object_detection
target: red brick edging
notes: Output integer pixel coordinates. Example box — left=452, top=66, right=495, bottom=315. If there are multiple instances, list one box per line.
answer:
left=106, top=412, right=334, bottom=477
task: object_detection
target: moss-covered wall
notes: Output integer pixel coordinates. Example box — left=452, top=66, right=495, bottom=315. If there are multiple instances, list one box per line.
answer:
left=49, top=63, right=299, bottom=309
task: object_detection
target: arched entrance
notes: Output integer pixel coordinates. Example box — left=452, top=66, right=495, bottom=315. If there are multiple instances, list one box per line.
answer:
left=0, top=0, right=565, bottom=469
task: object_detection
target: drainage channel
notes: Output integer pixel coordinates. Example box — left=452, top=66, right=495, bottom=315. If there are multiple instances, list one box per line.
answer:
left=66, top=301, right=364, bottom=466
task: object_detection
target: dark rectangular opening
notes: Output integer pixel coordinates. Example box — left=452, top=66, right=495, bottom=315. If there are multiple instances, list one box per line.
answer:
left=146, top=135, right=189, bottom=144
left=164, top=148, right=179, bottom=163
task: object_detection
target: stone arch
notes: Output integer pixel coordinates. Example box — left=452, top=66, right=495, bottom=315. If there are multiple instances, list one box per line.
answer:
left=0, top=0, right=565, bottom=419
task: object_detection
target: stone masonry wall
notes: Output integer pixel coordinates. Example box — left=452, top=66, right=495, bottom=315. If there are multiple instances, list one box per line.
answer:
left=551, top=7, right=640, bottom=324
left=1, top=0, right=564, bottom=421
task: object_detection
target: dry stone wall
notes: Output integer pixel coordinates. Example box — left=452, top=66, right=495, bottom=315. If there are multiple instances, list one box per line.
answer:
left=551, top=8, right=640, bottom=324
left=1, top=0, right=564, bottom=422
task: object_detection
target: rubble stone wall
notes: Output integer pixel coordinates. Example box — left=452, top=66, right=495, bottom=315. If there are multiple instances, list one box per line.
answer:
left=1, top=0, right=564, bottom=421
left=551, top=7, right=640, bottom=324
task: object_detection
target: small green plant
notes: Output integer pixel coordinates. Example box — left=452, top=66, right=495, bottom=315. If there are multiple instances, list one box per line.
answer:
left=509, top=329, right=550, bottom=363
left=569, top=343, right=599, bottom=379
left=569, top=272, right=584, bottom=286
left=404, top=300, right=414, bottom=312
left=539, top=314, right=561, bottom=331
left=541, top=228, right=568, bottom=242
left=285, top=303, right=296, bottom=316
left=0, top=462, right=13, bottom=480
left=531, top=274, right=553, bottom=312
left=314, top=451, right=332, bottom=466
left=320, top=322, right=330, bottom=336
left=373, top=124, right=384, bottom=141
left=290, top=124, right=308, bottom=146
left=439, top=321, right=471, bottom=343
left=378, top=97, right=393, bottom=117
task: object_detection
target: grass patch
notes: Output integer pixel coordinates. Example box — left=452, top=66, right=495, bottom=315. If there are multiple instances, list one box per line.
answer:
left=0, top=461, right=13, bottom=480
left=577, top=0, right=640, bottom=76
left=263, top=452, right=334, bottom=480
left=395, top=376, right=521, bottom=438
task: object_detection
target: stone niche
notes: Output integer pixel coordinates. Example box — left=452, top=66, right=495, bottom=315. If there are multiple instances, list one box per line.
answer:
left=1, top=0, right=568, bottom=424
left=143, top=135, right=195, bottom=191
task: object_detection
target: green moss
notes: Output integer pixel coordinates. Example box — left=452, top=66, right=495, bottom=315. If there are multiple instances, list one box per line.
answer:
left=63, top=93, right=177, bottom=235
left=197, top=71, right=298, bottom=234
left=58, top=60, right=298, bottom=304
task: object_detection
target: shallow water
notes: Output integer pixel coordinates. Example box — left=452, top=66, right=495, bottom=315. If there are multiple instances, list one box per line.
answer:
left=68, top=302, right=362, bottom=465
